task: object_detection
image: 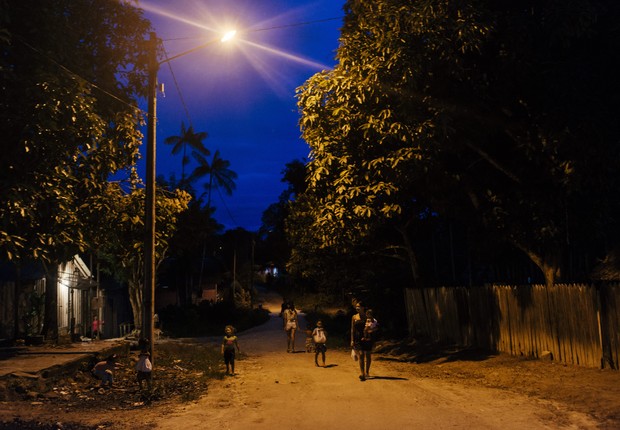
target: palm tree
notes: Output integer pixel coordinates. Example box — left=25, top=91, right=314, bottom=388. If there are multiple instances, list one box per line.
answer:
left=163, top=122, right=209, bottom=182
left=189, top=149, right=237, bottom=209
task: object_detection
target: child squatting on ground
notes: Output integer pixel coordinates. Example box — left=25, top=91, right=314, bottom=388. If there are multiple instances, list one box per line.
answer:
left=93, top=354, right=116, bottom=387
left=136, top=351, right=153, bottom=390
left=312, top=320, right=327, bottom=367
left=221, top=325, right=240, bottom=376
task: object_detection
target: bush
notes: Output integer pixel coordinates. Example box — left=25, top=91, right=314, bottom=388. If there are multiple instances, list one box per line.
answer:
left=158, top=302, right=270, bottom=338
left=304, top=309, right=352, bottom=348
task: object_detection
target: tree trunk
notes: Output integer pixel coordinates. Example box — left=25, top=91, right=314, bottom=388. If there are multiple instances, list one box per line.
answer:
left=396, top=224, right=420, bottom=285
left=515, top=244, right=561, bottom=287
left=128, top=278, right=143, bottom=334
left=396, top=223, right=433, bottom=338
left=41, top=264, right=59, bottom=341
left=12, top=266, right=21, bottom=339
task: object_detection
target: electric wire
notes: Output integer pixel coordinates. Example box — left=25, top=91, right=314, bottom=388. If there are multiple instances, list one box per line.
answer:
left=11, top=14, right=343, bottom=229
left=216, top=184, right=238, bottom=227
left=160, top=16, right=343, bottom=42
left=161, top=43, right=194, bottom=128
left=13, top=35, right=145, bottom=116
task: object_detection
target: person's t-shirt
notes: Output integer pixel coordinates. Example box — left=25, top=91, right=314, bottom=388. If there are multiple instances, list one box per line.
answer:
left=223, top=335, right=237, bottom=351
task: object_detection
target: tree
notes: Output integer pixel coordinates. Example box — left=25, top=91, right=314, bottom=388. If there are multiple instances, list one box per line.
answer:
left=0, top=1, right=151, bottom=338
left=161, top=173, right=223, bottom=305
left=260, top=160, right=308, bottom=274
left=295, top=0, right=620, bottom=287
left=164, top=122, right=209, bottom=184
left=98, top=183, right=191, bottom=331
left=189, top=150, right=237, bottom=209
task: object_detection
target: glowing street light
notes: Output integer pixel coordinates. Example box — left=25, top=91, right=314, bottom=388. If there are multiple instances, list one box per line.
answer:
left=221, top=30, right=237, bottom=43
left=143, top=30, right=236, bottom=363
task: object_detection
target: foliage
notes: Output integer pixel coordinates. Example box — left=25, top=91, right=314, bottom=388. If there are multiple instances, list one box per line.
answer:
left=304, top=309, right=352, bottom=348
left=158, top=301, right=270, bottom=338
left=0, top=0, right=151, bottom=265
left=189, top=150, right=238, bottom=209
left=259, top=159, right=308, bottom=274
left=163, top=122, right=209, bottom=183
left=97, top=183, right=191, bottom=329
left=294, top=0, right=620, bottom=287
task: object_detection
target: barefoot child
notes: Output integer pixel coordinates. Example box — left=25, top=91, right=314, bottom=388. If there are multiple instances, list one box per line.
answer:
left=312, top=320, right=327, bottom=367
left=136, top=351, right=153, bottom=390
left=221, top=325, right=240, bottom=375
left=93, top=354, right=116, bottom=387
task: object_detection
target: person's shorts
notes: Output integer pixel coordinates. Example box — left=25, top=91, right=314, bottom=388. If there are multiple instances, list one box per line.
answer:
left=137, top=370, right=152, bottom=381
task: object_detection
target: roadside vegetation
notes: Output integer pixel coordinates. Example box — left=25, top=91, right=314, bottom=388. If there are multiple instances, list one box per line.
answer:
left=157, top=302, right=270, bottom=338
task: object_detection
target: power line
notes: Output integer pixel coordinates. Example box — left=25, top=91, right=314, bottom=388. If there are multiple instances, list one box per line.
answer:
left=161, top=44, right=194, bottom=128
left=13, top=35, right=145, bottom=115
left=160, top=16, right=343, bottom=42
left=216, top=184, right=238, bottom=227
left=249, top=16, right=343, bottom=34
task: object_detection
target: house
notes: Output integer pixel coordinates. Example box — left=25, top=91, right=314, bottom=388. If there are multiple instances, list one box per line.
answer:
left=0, top=255, right=97, bottom=343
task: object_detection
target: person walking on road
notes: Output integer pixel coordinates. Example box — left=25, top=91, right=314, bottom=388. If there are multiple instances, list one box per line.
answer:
left=282, top=302, right=299, bottom=353
left=312, top=320, right=327, bottom=367
left=351, top=302, right=376, bottom=381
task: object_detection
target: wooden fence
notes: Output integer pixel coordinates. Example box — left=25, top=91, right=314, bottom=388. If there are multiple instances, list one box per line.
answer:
left=404, top=283, right=620, bottom=369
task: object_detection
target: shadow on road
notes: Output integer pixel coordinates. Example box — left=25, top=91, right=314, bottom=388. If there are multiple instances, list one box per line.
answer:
left=367, top=375, right=408, bottom=381
left=375, top=340, right=498, bottom=365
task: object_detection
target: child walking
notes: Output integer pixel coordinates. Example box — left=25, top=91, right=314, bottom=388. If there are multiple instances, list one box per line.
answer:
left=312, top=320, right=327, bottom=367
left=136, top=351, right=153, bottom=390
left=221, top=325, right=240, bottom=376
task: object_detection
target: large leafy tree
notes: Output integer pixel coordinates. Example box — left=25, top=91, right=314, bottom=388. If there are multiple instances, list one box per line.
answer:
left=295, top=0, right=620, bottom=287
left=0, top=1, right=151, bottom=337
left=98, top=183, right=191, bottom=330
left=0, top=0, right=151, bottom=262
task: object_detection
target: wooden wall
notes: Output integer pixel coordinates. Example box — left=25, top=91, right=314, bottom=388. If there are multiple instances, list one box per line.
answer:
left=404, top=283, right=620, bottom=369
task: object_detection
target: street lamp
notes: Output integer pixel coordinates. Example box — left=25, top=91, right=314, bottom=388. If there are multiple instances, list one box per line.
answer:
left=143, top=30, right=236, bottom=362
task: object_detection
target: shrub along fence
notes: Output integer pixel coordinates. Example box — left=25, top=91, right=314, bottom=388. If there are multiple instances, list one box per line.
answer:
left=404, top=283, right=620, bottom=369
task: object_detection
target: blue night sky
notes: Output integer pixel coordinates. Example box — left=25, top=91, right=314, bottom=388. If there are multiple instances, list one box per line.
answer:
left=138, top=0, right=345, bottom=231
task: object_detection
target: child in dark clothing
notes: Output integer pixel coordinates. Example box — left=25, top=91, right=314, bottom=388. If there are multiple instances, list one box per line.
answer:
left=221, top=325, right=240, bottom=375
left=93, top=354, right=116, bottom=387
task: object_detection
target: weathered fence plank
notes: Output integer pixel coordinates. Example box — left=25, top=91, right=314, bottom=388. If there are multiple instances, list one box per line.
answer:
left=404, top=283, right=616, bottom=369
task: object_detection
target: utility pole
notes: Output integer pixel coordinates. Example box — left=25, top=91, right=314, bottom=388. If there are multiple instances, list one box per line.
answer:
left=141, top=29, right=237, bottom=363
left=143, top=31, right=158, bottom=362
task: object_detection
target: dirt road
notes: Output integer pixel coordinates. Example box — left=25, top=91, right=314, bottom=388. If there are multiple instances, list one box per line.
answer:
left=150, top=295, right=601, bottom=430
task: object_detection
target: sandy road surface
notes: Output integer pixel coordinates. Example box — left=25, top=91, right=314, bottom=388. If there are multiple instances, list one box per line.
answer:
left=150, top=294, right=599, bottom=430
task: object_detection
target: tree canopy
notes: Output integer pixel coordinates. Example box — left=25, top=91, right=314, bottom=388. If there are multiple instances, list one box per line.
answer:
left=293, top=0, right=620, bottom=287
left=0, top=0, right=152, bottom=265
